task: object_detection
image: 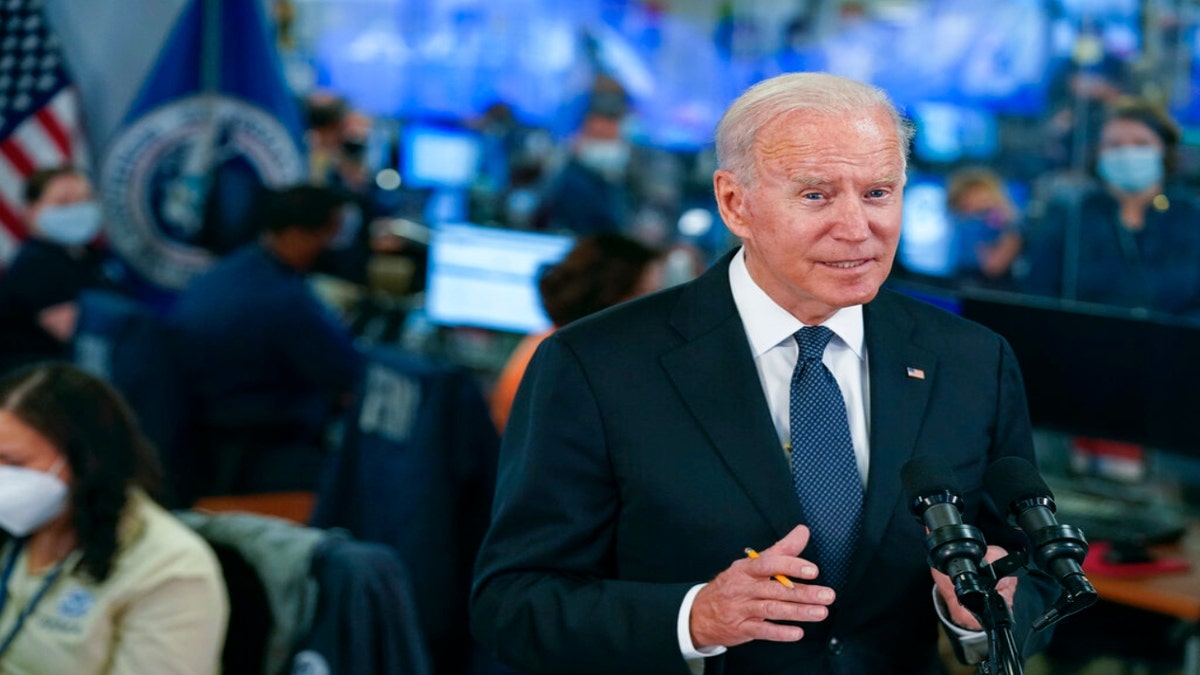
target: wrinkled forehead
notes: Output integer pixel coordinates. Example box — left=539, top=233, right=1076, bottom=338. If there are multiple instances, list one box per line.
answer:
left=754, top=108, right=905, bottom=169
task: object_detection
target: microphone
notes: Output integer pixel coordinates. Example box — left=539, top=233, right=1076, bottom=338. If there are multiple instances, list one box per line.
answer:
left=983, top=456, right=1098, bottom=630
left=901, top=456, right=989, bottom=605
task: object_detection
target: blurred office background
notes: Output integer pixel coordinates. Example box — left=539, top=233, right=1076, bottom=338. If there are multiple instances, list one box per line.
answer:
left=3, top=0, right=1200, bottom=673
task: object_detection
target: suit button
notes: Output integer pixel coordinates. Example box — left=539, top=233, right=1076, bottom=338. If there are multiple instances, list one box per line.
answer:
left=828, top=637, right=843, bottom=655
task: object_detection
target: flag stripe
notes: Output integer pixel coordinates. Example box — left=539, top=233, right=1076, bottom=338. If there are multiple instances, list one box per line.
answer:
left=0, top=159, right=25, bottom=209
left=10, top=114, right=67, bottom=166
left=0, top=138, right=37, bottom=176
left=35, top=106, right=71, bottom=158
left=0, top=196, right=26, bottom=241
left=0, top=2, right=86, bottom=266
left=52, top=89, right=87, bottom=165
left=0, top=158, right=26, bottom=248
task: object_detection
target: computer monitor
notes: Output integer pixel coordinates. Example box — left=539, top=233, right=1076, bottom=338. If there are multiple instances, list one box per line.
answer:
left=898, top=177, right=955, bottom=278
left=911, top=102, right=1000, bottom=165
left=959, top=289, right=1200, bottom=459
left=424, top=223, right=575, bottom=334
left=401, top=125, right=483, bottom=190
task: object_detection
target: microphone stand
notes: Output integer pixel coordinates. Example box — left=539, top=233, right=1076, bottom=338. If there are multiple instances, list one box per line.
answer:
left=955, top=550, right=1028, bottom=675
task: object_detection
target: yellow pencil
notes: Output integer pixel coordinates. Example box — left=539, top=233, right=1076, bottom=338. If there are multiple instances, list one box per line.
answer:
left=744, top=547, right=795, bottom=589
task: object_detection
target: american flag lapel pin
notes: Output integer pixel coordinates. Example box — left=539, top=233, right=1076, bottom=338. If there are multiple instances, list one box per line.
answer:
left=906, top=366, right=926, bottom=380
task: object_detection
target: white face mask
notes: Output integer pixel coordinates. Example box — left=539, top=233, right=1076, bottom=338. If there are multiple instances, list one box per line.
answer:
left=0, top=460, right=68, bottom=537
left=35, top=201, right=102, bottom=246
left=1097, top=145, right=1164, bottom=194
left=576, top=140, right=631, bottom=181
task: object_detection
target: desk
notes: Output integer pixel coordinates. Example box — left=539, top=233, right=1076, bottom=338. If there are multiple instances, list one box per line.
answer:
left=1085, top=523, right=1200, bottom=674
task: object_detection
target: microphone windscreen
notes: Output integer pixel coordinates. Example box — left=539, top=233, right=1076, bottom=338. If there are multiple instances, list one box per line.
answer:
left=984, top=456, right=1053, bottom=509
left=901, top=456, right=961, bottom=503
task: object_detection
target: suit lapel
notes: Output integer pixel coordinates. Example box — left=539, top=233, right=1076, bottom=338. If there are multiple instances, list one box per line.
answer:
left=844, top=292, right=937, bottom=590
left=659, top=265, right=940, bottom=557
left=660, top=255, right=803, bottom=540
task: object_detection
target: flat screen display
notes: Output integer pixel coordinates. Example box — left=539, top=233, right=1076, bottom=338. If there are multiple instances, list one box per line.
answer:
left=425, top=223, right=574, bottom=334
left=898, top=177, right=955, bottom=279
left=959, top=289, right=1200, bottom=459
left=401, top=126, right=483, bottom=190
left=911, top=103, right=999, bottom=164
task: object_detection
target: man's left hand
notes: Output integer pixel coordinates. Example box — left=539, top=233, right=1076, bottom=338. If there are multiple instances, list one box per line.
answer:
left=931, top=545, right=1018, bottom=630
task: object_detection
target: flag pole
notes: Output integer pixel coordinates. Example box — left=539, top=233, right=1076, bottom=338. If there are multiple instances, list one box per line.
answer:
left=203, top=0, right=221, bottom=94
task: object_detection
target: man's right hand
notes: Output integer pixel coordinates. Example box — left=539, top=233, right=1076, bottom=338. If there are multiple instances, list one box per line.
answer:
left=689, top=524, right=836, bottom=650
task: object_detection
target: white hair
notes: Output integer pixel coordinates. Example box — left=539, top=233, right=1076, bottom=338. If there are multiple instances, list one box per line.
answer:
left=714, top=72, right=914, bottom=185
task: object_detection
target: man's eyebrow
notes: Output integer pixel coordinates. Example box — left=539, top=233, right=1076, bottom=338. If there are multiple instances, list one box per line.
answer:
left=872, top=171, right=906, bottom=185
left=788, top=174, right=830, bottom=186
left=787, top=171, right=906, bottom=186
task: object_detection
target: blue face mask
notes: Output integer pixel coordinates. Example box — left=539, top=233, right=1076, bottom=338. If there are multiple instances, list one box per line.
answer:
left=1097, top=146, right=1164, bottom=194
left=35, top=201, right=102, bottom=246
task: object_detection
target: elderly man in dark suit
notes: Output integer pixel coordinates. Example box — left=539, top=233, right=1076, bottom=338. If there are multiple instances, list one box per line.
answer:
left=471, top=72, right=1057, bottom=674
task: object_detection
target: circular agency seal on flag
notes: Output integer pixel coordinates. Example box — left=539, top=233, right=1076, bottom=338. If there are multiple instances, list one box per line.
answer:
left=101, top=94, right=305, bottom=290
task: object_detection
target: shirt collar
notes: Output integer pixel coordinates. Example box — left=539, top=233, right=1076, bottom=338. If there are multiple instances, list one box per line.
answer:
left=729, top=247, right=865, bottom=359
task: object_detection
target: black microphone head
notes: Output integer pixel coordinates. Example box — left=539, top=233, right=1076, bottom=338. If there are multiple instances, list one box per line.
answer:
left=901, top=456, right=961, bottom=503
left=984, top=456, right=1053, bottom=511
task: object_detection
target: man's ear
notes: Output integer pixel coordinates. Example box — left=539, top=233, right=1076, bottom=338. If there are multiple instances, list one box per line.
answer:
left=714, top=169, right=751, bottom=240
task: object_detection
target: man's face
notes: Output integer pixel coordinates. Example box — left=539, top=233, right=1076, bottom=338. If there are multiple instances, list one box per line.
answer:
left=714, top=107, right=905, bottom=325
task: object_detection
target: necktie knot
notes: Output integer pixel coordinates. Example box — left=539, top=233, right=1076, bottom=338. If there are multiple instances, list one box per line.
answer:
left=794, top=326, right=834, bottom=361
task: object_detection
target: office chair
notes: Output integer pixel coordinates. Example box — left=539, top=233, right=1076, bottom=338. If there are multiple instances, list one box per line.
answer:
left=179, top=510, right=432, bottom=675
left=310, top=345, right=500, bottom=674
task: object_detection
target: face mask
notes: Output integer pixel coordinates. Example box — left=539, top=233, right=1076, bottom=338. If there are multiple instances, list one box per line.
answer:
left=505, top=188, right=539, bottom=228
left=36, top=201, right=102, bottom=246
left=955, top=213, right=989, bottom=232
left=341, top=139, right=367, bottom=161
left=576, top=140, right=630, bottom=181
left=0, top=460, right=68, bottom=537
left=956, top=209, right=1004, bottom=232
left=1097, top=146, right=1164, bottom=194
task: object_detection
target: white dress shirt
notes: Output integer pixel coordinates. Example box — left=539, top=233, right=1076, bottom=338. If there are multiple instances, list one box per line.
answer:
left=727, top=248, right=870, bottom=481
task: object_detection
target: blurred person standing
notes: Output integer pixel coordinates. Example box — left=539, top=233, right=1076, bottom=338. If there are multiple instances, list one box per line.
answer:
left=534, top=109, right=634, bottom=236
left=945, top=167, right=1024, bottom=289
left=1041, top=26, right=1134, bottom=175
left=314, top=109, right=382, bottom=287
left=1024, top=99, right=1200, bottom=316
left=0, top=362, right=227, bottom=674
left=303, top=92, right=350, bottom=188
left=169, top=185, right=363, bottom=500
left=0, top=167, right=119, bottom=375
left=489, top=233, right=661, bottom=432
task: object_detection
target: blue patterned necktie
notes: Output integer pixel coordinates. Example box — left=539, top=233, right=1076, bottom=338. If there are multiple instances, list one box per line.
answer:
left=789, top=326, right=863, bottom=591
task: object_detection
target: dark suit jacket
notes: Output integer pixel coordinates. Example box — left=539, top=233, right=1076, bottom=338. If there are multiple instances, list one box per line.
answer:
left=471, top=251, right=1055, bottom=674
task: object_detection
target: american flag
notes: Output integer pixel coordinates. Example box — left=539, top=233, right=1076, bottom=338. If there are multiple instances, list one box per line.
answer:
left=0, top=0, right=88, bottom=266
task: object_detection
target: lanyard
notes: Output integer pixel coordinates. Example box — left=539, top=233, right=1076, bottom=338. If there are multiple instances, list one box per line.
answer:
left=0, top=540, right=67, bottom=660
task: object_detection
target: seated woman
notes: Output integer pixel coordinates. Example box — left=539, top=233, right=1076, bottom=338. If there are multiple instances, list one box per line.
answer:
left=1023, top=98, right=1200, bottom=317
left=945, top=166, right=1024, bottom=289
left=0, top=167, right=120, bottom=375
left=0, top=362, right=227, bottom=674
left=489, top=233, right=662, bottom=432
